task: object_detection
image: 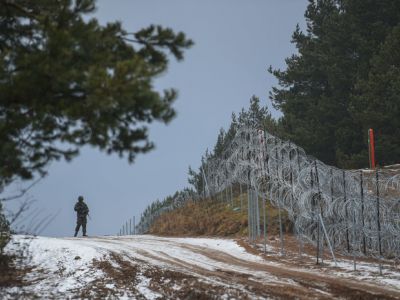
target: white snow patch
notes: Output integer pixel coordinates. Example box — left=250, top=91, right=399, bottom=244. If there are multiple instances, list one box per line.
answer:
left=4, top=235, right=105, bottom=297
left=136, top=274, right=161, bottom=299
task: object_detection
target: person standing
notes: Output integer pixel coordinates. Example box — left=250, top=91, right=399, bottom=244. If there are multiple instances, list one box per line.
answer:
left=74, top=196, right=89, bottom=237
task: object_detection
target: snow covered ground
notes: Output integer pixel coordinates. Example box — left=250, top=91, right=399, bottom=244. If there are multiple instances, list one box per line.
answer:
left=3, top=235, right=400, bottom=299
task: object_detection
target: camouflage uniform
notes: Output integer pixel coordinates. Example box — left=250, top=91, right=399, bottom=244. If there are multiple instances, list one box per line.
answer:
left=74, top=196, right=89, bottom=237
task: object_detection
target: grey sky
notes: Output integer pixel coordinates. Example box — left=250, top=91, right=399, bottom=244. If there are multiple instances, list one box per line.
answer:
left=5, top=0, right=308, bottom=236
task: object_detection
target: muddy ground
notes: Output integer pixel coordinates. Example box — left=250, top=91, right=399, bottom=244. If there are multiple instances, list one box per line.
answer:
left=2, top=234, right=400, bottom=299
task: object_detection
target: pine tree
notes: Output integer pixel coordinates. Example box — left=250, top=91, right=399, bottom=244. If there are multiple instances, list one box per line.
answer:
left=188, top=165, right=204, bottom=195
left=222, top=113, right=237, bottom=148
left=0, top=202, right=10, bottom=254
left=0, top=0, right=193, bottom=189
left=269, top=0, right=400, bottom=168
left=213, top=128, right=226, bottom=158
left=237, top=96, right=279, bottom=135
left=351, top=25, right=400, bottom=166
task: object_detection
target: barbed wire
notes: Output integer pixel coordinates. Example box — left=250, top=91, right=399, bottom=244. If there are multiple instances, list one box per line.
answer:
left=203, top=125, right=400, bottom=259
left=133, top=189, right=198, bottom=235
left=133, top=124, right=400, bottom=261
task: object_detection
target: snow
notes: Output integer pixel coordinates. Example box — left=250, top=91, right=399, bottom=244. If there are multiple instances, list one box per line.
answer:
left=5, top=235, right=273, bottom=298
left=254, top=240, right=400, bottom=291
left=4, top=234, right=400, bottom=299
left=93, top=235, right=284, bottom=285
left=166, top=236, right=263, bottom=262
left=5, top=235, right=105, bottom=296
left=136, top=275, right=162, bottom=300
left=323, top=259, right=400, bottom=289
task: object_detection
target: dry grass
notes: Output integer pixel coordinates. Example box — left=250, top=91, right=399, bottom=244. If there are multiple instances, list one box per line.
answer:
left=149, top=193, right=293, bottom=237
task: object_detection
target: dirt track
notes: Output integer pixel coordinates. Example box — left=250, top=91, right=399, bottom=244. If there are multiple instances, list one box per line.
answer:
left=74, top=235, right=400, bottom=299
left=4, top=235, right=400, bottom=299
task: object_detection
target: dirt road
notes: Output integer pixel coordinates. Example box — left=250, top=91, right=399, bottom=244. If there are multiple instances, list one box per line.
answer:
left=4, top=235, right=400, bottom=299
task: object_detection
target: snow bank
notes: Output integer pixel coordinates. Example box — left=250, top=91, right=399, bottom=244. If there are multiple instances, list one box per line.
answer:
left=5, top=235, right=105, bottom=297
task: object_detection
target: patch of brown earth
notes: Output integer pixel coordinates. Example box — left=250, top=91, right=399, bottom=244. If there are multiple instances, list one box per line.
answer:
left=78, top=253, right=140, bottom=298
left=79, top=251, right=250, bottom=299
left=0, top=254, right=26, bottom=286
left=143, top=267, right=252, bottom=300
left=0, top=253, right=35, bottom=299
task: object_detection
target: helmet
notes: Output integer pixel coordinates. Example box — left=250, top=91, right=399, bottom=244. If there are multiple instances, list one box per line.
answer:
left=78, top=196, right=84, bottom=201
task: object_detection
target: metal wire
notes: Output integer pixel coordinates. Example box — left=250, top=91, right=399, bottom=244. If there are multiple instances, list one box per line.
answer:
left=135, top=124, right=400, bottom=259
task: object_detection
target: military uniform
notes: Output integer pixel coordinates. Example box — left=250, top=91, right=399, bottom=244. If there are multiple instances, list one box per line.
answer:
left=74, top=196, right=89, bottom=237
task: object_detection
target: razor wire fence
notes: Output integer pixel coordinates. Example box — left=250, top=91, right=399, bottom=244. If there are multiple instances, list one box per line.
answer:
left=117, top=189, right=199, bottom=236
left=203, top=125, right=400, bottom=261
left=127, top=123, right=400, bottom=268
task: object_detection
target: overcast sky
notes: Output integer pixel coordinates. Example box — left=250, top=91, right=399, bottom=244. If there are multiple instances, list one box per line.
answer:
left=5, top=0, right=308, bottom=237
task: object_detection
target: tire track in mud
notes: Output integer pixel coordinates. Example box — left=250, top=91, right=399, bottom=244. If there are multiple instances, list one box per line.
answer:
left=70, top=236, right=400, bottom=299
left=134, top=248, right=324, bottom=300
left=177, top=243, right=400, bottom=300
left=76, top=237, right=323, bottom=299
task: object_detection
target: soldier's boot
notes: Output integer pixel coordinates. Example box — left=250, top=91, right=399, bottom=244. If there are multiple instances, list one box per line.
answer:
left=74, top=231, right=78, bottom=237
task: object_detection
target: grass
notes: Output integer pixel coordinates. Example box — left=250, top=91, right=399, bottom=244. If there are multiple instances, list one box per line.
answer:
left=149, top=191, right=293, bottom=237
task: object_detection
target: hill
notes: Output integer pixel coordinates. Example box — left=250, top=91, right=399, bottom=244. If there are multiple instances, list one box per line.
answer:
left=149, top=193, right=293, bottom=237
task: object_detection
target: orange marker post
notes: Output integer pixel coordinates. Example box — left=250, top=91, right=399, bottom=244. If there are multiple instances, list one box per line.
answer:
left=368, top=129, right=376, bottom=169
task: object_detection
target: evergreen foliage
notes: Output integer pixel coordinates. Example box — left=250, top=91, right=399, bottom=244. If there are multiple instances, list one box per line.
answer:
left=0, top=202, right=10, bottom=254
left=139, top=97, right=278, bottom=231
left=187, top=97, right=277, bottom=194
left=0, top=0, right=193, bottom=189
left=269, top=0, right=400, bottom=168
left=351, top=25, right=400, bottom=166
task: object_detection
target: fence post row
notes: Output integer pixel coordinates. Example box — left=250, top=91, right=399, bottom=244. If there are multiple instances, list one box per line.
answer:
left=131, top=126, right=399, bottom=270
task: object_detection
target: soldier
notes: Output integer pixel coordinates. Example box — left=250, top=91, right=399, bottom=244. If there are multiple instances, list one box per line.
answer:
left=74, top=196, right=89, bottom=237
